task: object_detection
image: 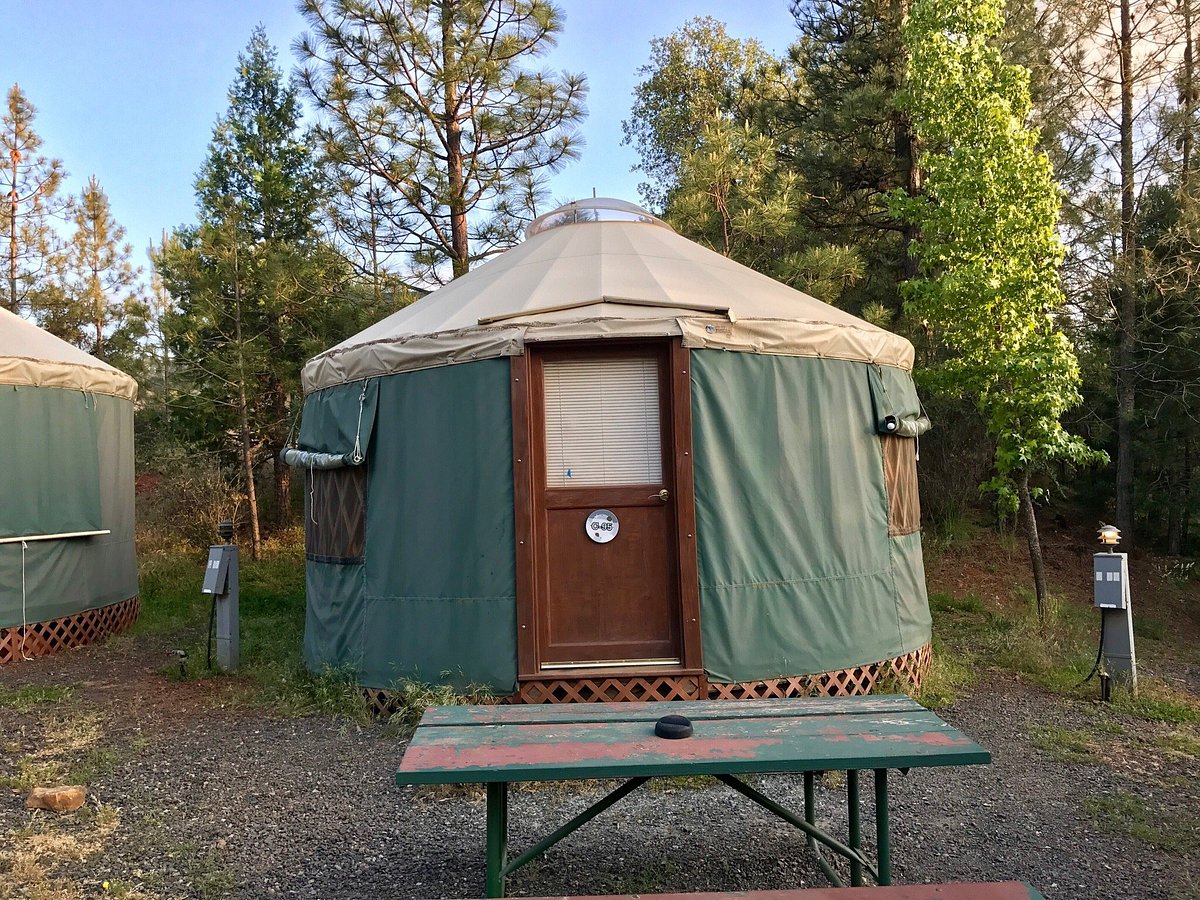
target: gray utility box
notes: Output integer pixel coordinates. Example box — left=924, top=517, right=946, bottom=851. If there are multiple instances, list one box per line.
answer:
left=201, top=544, right=240, bottom=671
left=1093, top=553, right=1129, bottom=609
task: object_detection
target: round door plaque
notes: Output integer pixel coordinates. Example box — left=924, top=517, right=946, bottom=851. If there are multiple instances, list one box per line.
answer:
left=585, top=509, right=619, bottom=544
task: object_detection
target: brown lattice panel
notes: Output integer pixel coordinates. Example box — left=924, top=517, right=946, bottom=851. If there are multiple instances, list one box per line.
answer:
left=518, top=674, right=703, bottom=704
left=0, top=595, right=140, bottom=665
left=361, top=645, right=931, bottom=715
left=707, top=643, right=932, bottom=700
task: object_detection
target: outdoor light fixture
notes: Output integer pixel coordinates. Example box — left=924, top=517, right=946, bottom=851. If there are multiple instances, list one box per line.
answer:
left=1097, top=524, right=1121, bottom=546
left=217, top=518, right=235, bottom=544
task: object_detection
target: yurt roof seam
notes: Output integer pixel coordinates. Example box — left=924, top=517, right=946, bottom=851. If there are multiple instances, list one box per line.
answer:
left=302, top=315, right=914, bottom=394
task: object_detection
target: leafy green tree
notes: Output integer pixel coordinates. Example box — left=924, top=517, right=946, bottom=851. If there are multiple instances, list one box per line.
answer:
left=37, top=176, right=144, bottom=364
left=157, top=28, right=374, bottom=550
left=1, top=84, right=66, bottom=314
left=896, top=0, right=1101, bottom=618
left=622, top=17, right=779, bottom=211
left=297, top=0, right=587, bottom=283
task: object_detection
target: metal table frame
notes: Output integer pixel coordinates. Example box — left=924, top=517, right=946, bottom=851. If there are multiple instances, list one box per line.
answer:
left=483, top=768, right=895, bottom=898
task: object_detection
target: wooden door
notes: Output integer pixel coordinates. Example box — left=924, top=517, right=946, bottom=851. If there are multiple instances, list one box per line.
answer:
left=530, top=344, right=681, bottom=668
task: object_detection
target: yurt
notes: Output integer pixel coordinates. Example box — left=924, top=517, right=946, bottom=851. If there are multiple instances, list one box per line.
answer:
left=0, top=308, right=139, bottom=664
left=292, top=199, right=931, bottom=703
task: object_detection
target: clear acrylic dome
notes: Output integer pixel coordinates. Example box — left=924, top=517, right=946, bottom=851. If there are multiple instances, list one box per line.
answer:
left=525, top=198, right=673, bottom=238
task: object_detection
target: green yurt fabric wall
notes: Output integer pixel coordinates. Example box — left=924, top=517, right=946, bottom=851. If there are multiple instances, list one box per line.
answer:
left=688, top=351, right=930, bottom=683
left=0, top=387, right=137, bottom=627
left=300, top=352, right=930, bottom=693
left=302, top=359, right=518, bottom=691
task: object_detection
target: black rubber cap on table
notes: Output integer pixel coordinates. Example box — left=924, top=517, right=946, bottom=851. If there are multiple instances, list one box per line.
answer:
left=654, top=714, right=694, bottom=739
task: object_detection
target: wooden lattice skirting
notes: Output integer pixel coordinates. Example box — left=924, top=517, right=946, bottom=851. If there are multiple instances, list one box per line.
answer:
left=0, top=595, right=141, bottom=666
left=362, top=643, right=932, bottom=715
left=706, top=642, right=932, bottom=700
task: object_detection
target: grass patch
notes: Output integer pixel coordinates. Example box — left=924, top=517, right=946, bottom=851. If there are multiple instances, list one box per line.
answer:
left=136, top=531, right=379, bottom=719
left=1030, top=725, right=1098, bottom=765
left=1112, top=680, right=1200, bottom=725
left=1154, top=730, right=1200, bottom=758
left=1133, top=616, right=1169, bottom=641
left=1085, top=791, right=1200, bottom=854
left=0, top=684, right=73, bottom=713
left=387, top=678, right=497, bottom=731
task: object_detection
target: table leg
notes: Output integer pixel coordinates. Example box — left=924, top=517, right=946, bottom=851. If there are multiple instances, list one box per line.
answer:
left=847, top=769, right=862, bottom=887
left=486, top=781, right=509, bottom=898
left=874, top=768, right=891, bottom=886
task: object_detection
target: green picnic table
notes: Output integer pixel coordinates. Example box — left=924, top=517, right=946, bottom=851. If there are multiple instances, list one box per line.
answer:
left=395, top=696, right=992, bottom=898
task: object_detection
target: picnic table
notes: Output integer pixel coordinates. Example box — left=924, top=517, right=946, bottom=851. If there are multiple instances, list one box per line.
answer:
left=395, top=696, right=992, bottom=898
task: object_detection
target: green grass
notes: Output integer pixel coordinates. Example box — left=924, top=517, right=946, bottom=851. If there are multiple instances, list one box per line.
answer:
left=134, top=532, right=378, bottom=720
left=1133, top=616, right=1169, bottom=641
left=922, top=586, right=1100, bottom=706
left=0, top=684, right=73, bottom=713
left=1085, top=791, right=1200, bottom=854
left=1029, top=725, right=1098, bottom=765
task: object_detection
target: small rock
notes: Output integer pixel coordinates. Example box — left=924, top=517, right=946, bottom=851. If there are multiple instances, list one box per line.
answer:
left=25, top=785, right=87, bottom=813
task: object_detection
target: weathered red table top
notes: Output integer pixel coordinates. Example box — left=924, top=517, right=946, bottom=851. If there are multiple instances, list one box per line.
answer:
left=396, top=696, right=991, bottom=785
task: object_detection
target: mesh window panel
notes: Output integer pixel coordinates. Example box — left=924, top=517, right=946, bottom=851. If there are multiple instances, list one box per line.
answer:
left=305, top=465, right=367, bottom=562
left=882, top=436, right=920, bottom=536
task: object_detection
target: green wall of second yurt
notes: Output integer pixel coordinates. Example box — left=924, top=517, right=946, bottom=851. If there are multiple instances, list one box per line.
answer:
left=0, top=387, right=137, bottom=627
left=688, top=350, right=930, bottom=683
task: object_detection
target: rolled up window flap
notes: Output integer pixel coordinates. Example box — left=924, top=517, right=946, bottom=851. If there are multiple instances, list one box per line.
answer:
left=295, top=378, right=379, bottom=461
left=880, top=413, right=932, bottom=438
left=280, top=447, right=354, bottom=469
left=867, top=364, right=930, bottom=436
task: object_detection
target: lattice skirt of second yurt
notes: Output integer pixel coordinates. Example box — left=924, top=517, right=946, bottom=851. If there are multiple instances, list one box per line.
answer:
left=0, top=595, right=140, bottom=665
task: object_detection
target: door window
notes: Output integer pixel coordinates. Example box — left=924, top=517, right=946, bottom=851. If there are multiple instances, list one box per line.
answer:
left=543, top=356, right=662, bottom=487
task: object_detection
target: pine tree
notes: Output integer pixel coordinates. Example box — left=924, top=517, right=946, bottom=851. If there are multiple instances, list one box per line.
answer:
left=41, top=176, right=143, bottom=361
left=157, top=28, right=369, bottom=550
left=297, top=0, right=587, bottom=282
left=622, top=17, right=778, bottom=211
left=897, top=0, right=1101, bottom=619
left=1, top=84, right=66, bottom=314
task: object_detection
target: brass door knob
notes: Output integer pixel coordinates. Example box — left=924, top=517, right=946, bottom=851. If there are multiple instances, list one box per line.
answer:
left=657, top=489, right=670, bottom=501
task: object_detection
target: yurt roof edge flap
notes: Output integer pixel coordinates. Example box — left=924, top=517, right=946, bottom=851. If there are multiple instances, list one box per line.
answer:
left=302, top=207, right=916, bottom=394
left=0, top=308, right=137, bottom=400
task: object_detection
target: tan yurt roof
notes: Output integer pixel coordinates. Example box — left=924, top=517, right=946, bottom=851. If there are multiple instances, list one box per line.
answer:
left=303, top=198, right=914, bottom=393
left=0, top=307, right=137, bottom=400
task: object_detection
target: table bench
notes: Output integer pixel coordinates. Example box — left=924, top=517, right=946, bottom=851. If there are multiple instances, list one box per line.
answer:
left=470, top=885, right=1047, bottom=899
left=396, top=696, right=992, bottom=898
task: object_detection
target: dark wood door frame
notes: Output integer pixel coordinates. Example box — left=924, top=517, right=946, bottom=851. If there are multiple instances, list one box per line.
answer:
left=510, top=337, right=703, bottom=679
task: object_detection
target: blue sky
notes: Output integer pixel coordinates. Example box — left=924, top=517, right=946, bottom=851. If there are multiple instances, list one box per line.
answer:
left=5, top=1, right=797, bottom=268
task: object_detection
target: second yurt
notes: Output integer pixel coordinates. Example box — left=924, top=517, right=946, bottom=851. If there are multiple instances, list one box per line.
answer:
left=290, top=199, right=931, bottom=703
left=0, top=308, right=139, bottom=664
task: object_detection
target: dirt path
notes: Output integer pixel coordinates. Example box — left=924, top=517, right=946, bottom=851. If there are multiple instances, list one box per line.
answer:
left=2, top=640, right=1198, bottom=900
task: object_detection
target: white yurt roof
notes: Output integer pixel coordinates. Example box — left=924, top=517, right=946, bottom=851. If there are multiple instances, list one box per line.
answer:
left=0, top=307, right=137, bottom=400
left=303, top=198, right=914, bottom=393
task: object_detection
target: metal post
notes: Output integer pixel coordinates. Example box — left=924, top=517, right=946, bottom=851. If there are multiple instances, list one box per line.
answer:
left=1094, top=551, right=1137, bottom=696
left=215, top=546, right=239, bottom=671
left=874, top=768, right=891, bottom=886
left=486, top=782, right=509, bottom=898
left=848, top=769, right=863, bottom=886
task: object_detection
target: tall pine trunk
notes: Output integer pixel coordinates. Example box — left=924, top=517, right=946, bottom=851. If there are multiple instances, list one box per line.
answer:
left=1018, top=469, right=1049, bottom=625
left=232, top=244, right=262, bottom=560
left=1115, top=0, right=1137, bottom=546
left=892, top=0, right=921, bottom=281
left=442, top=1, right=469, bottom=279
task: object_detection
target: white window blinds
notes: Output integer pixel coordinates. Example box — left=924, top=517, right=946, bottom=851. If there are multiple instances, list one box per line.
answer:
left=543, top=356, right=663, bottom=487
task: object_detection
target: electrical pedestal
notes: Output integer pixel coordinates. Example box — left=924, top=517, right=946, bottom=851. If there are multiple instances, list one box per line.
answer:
left=202, top=543, right=240, bottom=672
left=1093, top=552, right=1137, bottom=697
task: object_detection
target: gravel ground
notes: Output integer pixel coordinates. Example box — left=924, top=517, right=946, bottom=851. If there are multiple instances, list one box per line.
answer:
left=2, top=646, right=1198, bottom=900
